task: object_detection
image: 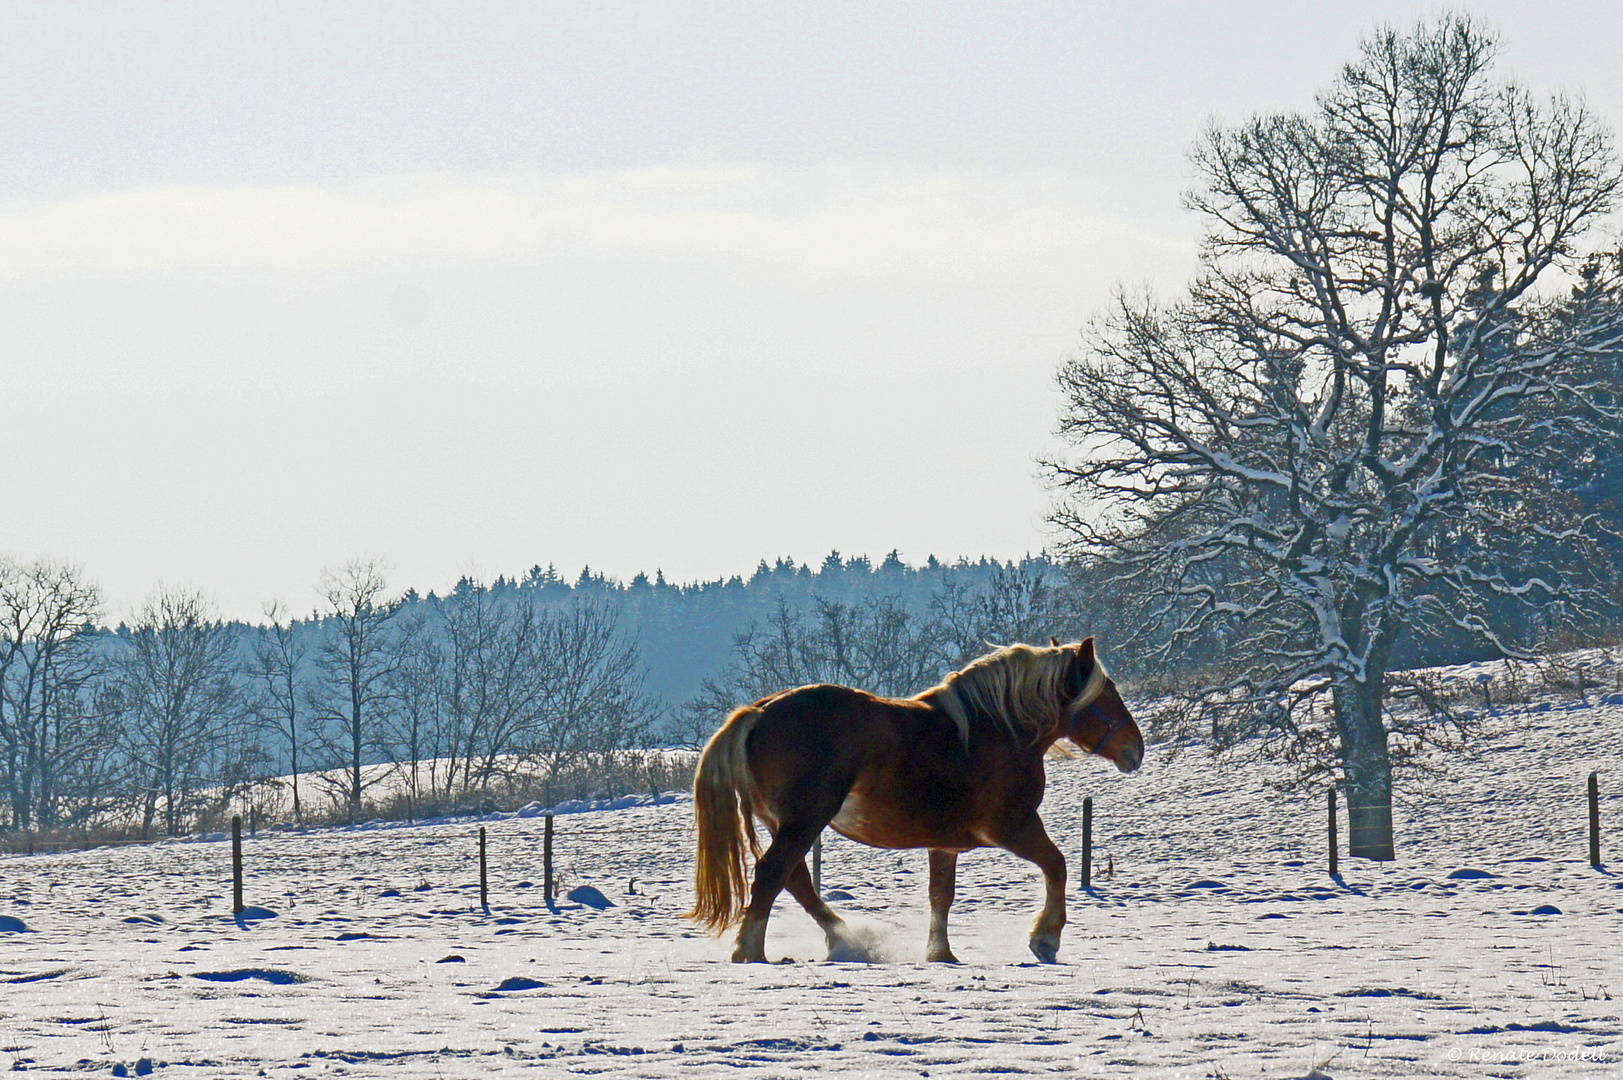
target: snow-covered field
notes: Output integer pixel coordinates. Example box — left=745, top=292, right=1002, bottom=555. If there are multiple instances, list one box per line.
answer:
left=4, top=691, right=1621, bottom=1078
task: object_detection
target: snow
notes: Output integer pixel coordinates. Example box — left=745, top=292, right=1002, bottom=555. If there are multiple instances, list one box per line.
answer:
left=3, top=694, right=1621, bottom=1078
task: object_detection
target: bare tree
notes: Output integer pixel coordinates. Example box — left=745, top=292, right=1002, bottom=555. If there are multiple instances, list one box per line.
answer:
left=933, top=560, right=1063, bottom=668
left=433, top=578, right=558, bottom=801
left=247, top=601, right=311, bottom=825
left=0, top=559, right=106, bottom=831
left=1048, top=15, right=1622, bottom=858
left=381, top=606, right=445, bottom=819
left=309, top=559, right=403, bottom=823
left=115, top=586, right=245, bottom=838
left=525, top=599, right=652, bottom=803
left=372, top=582, right=654, bottom=810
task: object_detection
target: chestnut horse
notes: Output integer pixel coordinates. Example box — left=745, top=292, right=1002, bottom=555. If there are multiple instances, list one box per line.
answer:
left=688, top=637, right=1143, bottom=963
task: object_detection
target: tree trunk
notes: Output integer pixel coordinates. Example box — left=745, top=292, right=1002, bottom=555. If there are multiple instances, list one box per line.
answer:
left=350, top=705, right=363, bottom=826
left=12, top=772, right=31, bottom=830
left=5, top=747, right=22, bottom=830
left=290, top=740, right=303, bottom=827
left=1335, top=678, right=1395, bottom=860
left=165, top=776, right=178, bottom=837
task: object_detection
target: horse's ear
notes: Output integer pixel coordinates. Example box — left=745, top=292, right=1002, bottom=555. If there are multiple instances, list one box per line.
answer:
left=1050, top=635, right=1060, bottom=647
left=1077, top=637, right=1096, bottom=667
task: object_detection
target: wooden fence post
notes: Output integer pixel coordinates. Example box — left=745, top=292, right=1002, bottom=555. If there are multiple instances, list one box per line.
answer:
left=231, top=815, right=244, bottom=914
left=812, top=834, right=823, bottom=895
left=544, top=813, right=555, bottom=905
left=1591, top=772, right=1602, bottom=869
left=1081, top=796, right=1093, bottom=889
left=1328, top=790, right=1338, bottom=878
left=479, top=826, right=489, bottom=910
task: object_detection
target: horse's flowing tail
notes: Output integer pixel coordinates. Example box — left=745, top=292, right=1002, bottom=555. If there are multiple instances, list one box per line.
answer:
left=687, top=705, right=763, bottom=934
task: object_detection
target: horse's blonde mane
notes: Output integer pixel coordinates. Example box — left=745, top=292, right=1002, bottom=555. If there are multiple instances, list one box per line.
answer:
left=922, top=643, right=1108, bottom=746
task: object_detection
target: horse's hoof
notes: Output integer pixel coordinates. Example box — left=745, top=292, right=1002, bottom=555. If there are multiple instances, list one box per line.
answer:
left=731, top=950, right=768, bottom=964
left=1029, top=938, right=1060, bottom=964
left=926, top=950, right=961, bottom=964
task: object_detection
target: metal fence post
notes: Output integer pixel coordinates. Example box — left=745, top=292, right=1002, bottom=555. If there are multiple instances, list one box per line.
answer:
left=1591, top=772, right=1602, bottom=869
left=231, top=815, right=244, bottom=914
left=1081, top=796, right=1093, bottom=889
left=479, top=826, right=489, bottom=910
left=1328, top=789, right=1339, bottom=878
left=544, top=813, right=555, bottom=905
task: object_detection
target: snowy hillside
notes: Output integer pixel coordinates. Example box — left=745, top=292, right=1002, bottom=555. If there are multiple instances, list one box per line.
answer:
left=2, top=689, right=1620, bottom=1078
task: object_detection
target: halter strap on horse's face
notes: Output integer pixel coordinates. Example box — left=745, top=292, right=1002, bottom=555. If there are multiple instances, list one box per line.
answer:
left=1076, top=701, right=1127, bottom=755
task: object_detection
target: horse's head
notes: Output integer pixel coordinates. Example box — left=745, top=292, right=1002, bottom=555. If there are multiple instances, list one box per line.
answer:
left=1055, top=636, right=1143, bottom=773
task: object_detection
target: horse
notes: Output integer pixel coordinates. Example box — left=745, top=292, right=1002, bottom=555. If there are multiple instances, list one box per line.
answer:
left=687, top=636, right=1143, bottom=964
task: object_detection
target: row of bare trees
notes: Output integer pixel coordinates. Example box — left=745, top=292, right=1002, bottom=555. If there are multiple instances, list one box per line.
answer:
left=368, top=572, right=651, bottom=821
left=245, top=561, right=654, bottom=829
left=0, top=563, right=255, bottom=837
left=0, top=548, right=1073, bottom=838
left=0, top=557, right=653, bottom=838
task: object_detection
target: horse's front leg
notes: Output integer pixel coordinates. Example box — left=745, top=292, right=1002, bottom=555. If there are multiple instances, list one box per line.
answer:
left=998, top=817, right=1067, bottom=963
left=926, top=849, right=960, bottom=962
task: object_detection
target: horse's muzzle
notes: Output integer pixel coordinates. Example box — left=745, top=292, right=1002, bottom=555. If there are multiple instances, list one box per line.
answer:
left=1115, top=742, right=1143, bottom=773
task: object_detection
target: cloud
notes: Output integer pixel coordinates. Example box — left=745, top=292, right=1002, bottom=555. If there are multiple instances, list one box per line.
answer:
left=0, top=163, right=1191, bottom=292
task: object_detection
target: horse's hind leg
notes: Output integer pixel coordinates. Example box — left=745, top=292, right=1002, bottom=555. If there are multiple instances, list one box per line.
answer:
left=997, top=817, right=1067, bottom=963
left=734, top=819, right=825, bottom=963
left=782, top=851, right=846, bottom=956
left=925, top=849, right=960, bottom=963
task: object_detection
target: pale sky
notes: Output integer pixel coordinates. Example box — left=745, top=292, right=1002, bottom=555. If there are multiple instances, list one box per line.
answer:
left=3, top=1, right=1620, bottom=622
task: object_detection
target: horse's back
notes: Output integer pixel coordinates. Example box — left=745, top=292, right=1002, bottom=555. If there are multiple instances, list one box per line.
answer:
left=741, top=684, right=907, bottom=788
left=743, top=683, right=996, bottom=848
left=748, top=682, right=915, bottom=757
